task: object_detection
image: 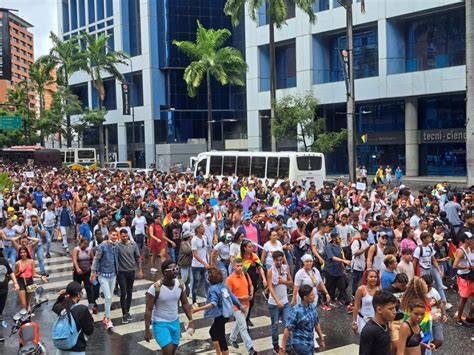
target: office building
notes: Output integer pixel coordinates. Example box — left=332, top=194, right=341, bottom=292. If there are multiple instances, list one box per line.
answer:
left=0, top=9, right=35, bottom=110
left=245, top=0, right=467, bottom=176
left=58, top=0, right=246, bottom=168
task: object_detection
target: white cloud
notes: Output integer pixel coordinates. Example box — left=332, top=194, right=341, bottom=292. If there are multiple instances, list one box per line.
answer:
left=2, top=0, right=58, bottom=58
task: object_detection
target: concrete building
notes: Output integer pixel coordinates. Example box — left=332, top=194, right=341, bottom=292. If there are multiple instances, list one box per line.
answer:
left=58, top=0, right=246, bottom=168
left=0, top=9, right=35, bottom=110
left=245, top=0, right=468, bottom=176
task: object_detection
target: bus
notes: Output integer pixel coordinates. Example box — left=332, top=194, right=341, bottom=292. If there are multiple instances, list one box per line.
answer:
left=59, top=148, right=97, bottom=171
left=193, top=151, right=326, bottom=187
left=0, top=146, right=62, bottom=168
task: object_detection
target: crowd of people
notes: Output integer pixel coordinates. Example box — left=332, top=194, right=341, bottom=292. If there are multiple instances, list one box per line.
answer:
left=0, top=163, right=472, bottom=355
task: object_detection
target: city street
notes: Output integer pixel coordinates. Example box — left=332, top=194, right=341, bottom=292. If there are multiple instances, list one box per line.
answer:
left=1, top=242, right=472, bottom=355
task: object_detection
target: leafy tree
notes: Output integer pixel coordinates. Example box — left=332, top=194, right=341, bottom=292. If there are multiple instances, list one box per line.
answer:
left=224, top=0, right=315, bottom=151
left=83, top=33, right=128, bottom=167
left=0, top=172, right=13, bottom=193
left=173, top=20, right=247, bottom=151
left=42, top=32, right=87, bottom=147
left=74, top=108, right=107, bottom=145
left=273, top=92, right=347, bottom=154
left=5, top=81, right=37, bottom=144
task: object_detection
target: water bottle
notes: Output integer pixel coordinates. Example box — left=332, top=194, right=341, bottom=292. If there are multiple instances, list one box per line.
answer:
left=93, top=278, right=98, bottom=286
left=1, top=320, right=7, bottom=328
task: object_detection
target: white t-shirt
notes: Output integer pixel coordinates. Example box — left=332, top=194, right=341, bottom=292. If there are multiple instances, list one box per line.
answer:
left=146, top=280, right=182, bottom=322
left=294, top=267, right=322, bottom=305
left=351, top=239, right=369, bottom=271
left=191, top=236, right=208, bottom=268
left=229, top=242, right=240, bottom=259
left=263, top=240, right=283, bottom=267
left=413, top=245, right=435, bottom=270
left=132, top=216, right=147, bottom=235
left=214, top=242, right=230, bottom=261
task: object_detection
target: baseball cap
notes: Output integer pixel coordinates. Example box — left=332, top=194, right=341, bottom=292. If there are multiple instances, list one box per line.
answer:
left=352, top=207, right=361, bottom=212
left=66, top=281, right=83, bottom=296
left=433, top=234, right=444, bottom=242
left=243, top=212, right=252, bottom=220
left=205, top=213, right=212, bottom=218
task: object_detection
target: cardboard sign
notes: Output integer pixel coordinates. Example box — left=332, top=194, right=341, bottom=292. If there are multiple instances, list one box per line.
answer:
left=356, top=182, right=366, bottom=191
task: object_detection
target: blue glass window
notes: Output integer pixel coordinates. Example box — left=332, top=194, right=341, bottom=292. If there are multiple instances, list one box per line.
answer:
left=121, top=0, right=141, bottom=56
left=333, top=0, right=343, bottom=8
left=62, top=0, right=70, bottom=33
left=312, top=0, right=329, bottom=12
left=356, top=100, right=405, bottom=133
left=79, top=0, right=86, bottom=27
left=419, top=143, right=466, bottom=176
left=418, top=94, right=466, bottom=129
left=88, top=0, right=95, bottom=23
left=124, top=71, right=144, bottom=107
left=258, top=2, right=268, bottom=26
left=96, top=0, right=104, bottom=20
left=259, top=40, right=297, bottom=91
left=107, top=28, right=114, bottom=50
left=405, top=10, right=465, bottom=72
left=70, top=82, right=88, bottom=109
left=92, top=77, right=116, bottom=110
left=329, top=27, right=378, bottom=82
left=70, top=0, right=78, bottom=30
left=106, top=0, right=113, bottom=17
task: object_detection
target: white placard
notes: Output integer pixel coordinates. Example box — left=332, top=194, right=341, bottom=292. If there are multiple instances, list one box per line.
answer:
left=25, top=171, right=35, bottom=178
left=356, top=182, right=366, bottom=191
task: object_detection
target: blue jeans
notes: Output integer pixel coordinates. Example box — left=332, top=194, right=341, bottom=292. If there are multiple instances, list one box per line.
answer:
left=290, top=343, right=313, bottom=354
left=352, top=269, right=364, bottom=296
left=44, top=227, right=54, bottom=254
left=320, top=209, right=334, bottom=219
left=33, top=244, right=45, bottom=274
left=420, top=267, right=446, bottom=302
left=98, top=275, right=117, bottom=318
left=191, top=267, right=208, bottom=304
left=168, top=247, right=176, bottom=262
left=292, top=246, right=305, bottom=278
left=269, top=303, right=291, bottom=347
left=216, top=260, right=229, bottom=280
left=3, top=246, right=16, bottom=269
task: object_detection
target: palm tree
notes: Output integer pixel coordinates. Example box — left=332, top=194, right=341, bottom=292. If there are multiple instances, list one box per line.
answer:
left=224, top=0, right=315, bottom=151
left=29, top=60, right=55, bottom=145
left=83, top=32, right=128, bottom=167
left=42, top=32, right=87, bottom=147
left=173, top=20, right=247, bottom=151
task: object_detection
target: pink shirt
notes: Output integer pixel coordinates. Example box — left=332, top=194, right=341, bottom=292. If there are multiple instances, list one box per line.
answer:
left=244, top=224, right=259, bottom=250
left=400, top=238, right=417, bottom=253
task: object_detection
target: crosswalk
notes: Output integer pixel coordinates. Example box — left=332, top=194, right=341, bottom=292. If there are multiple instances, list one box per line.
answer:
left=41, top=254, right=360, bottom=354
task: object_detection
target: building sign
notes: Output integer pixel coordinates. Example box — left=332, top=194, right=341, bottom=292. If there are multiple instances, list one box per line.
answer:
left=419, top=128, right=466, bottom=144
left=0, top=116, right=22, bottom=129
left=121, top=83, right=130, bottom=115
left=0, top=10, right=11, bottom=80
left=356, top=132, right=405, bottom=145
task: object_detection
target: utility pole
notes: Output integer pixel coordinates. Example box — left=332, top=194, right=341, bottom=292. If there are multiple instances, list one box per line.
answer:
left=269, top=15, right=277, bottom=152
left=346, top=3, right=356, bottom=182
left=467, top=0, right=474, bottom=185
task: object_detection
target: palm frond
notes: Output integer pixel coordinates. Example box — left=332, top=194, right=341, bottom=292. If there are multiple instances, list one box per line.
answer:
left=172, top=40, right=200, bottom=61
left=224, top=0, right=250, bottom=26
left=183, top=61, right=207, bottom=97
left=292, top=0, right=317, bottom=23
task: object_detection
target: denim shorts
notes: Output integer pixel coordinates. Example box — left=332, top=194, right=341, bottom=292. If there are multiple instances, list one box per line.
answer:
left=152, top=318, right=181, bottom=348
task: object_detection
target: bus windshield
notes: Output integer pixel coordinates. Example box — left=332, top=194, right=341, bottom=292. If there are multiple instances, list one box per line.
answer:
left=78, top=150, right=95, bottom=159
left=297, top=156, right=322, bottom=171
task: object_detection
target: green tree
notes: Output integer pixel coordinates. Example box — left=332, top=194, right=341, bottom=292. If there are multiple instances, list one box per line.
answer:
left=83, top=33, right=128, bottom=167
left=74, top=108, right=107, bottom=147
left=273, top=92, right=347, bottom=154
left=5, top=81, right=37, bottom=144
left=224, top=0, right=315, bottom=151
left=29, top=60, right=55, bottom=145
left=42, top=32, right=87, bottom=147
left=173, top=20, right=247, bottom=151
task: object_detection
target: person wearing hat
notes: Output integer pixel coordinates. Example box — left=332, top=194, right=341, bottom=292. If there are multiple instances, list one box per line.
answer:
left=52, top=281, right=94, bottom=354
left=57, top=198, right=76, bottom=255
left=235, top=212, right=260, bottom=253
left=177, top=231, right=193, bottom=294
left=79, top=215, right=92, bottom=242
left=433, top=232, right=450, bottom=277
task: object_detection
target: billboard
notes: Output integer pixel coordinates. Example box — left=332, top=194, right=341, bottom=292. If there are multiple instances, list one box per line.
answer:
left=0, top=10, right=11, bottom=81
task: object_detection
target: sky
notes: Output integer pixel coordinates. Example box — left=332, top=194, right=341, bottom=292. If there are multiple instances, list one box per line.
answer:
left=2, top=0, right=58, bottom=58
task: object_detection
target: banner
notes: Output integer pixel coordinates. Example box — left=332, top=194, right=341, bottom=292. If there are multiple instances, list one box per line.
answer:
left=122, top=83, right=130, bottom=115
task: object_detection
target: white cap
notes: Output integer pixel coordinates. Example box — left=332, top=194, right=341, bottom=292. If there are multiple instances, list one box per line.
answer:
left=352, top=207, right=361, bottom=212
left=205, top=213, right=212, bottom=218
left=399, top=184, right=406, bottom=189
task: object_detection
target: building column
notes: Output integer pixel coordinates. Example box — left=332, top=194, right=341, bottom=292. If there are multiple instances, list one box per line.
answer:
left=247, top=110, right=262, bottom=151
left=405, top=97, right=419, bottom=177
left=144, top=119, right=155, bottom=167
left=118, top=123, right=127, bottom=162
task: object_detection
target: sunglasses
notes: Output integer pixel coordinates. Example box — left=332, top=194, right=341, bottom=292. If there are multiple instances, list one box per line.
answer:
left=165, top=267, right=180, bottom=273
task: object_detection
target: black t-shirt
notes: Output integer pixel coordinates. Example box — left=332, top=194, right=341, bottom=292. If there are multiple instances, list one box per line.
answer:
left=319, top=192, right=334, bottom=210
left=0, top=257, right=13, bottom=294
left=359, top=319, right=391, bottom=355
left=165, top=222, right=182, bottom=249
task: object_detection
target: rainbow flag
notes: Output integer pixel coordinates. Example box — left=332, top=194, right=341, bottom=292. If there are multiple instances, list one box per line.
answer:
left=361, top=133, right=368, bottom=143
left=240, top=253, right=263, bottom=272
left=447, top=241, right=457, bottom=266
left=162, top=213, right=173, bottom=226
left=403, top=304, right=432, bottom=343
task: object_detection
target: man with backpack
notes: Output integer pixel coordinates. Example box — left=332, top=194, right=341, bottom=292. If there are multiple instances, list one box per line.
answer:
left=144, top=259, right=194, bottom=355
left=52, top=281, right=94, bottom=355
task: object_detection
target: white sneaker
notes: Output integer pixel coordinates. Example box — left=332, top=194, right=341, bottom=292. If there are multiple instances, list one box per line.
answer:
left=442, top=284, right=448, bottom=290
left=445, top=303, right=453, bottom=310
left=106, top=319, right=114, bottom=329
left=150, top=268, right=158, bottom=273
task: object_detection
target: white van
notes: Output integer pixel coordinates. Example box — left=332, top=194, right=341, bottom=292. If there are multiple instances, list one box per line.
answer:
left=105, top=161, right=131, bottom=171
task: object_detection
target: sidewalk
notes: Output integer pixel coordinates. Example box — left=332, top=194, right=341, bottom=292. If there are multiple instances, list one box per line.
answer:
left=328, top=175, right=467, bottom=185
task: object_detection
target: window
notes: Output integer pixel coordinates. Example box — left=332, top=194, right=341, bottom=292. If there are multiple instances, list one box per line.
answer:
left=259, top=40, right=297, bottom=91
left=60, top=151, right=66, bottom=162
left=79, top=0, right=86, bottom=27
left=418, top=94, right=466, bottom=129
left=123, top=71, right=144, bottom=107
left=62, top=0, right=70, bottom=33
left=313, top=0, right=329, bottom=12
left=405, top=10, right=465, bottom=72
left=88, top=0, right=95, bottom=23
left=71, top=0, right=78, bottom=30
left=267, top=157, right=278, bottom=179
left=66, top=151, right=74, bottom=163
left=196, top=158, right=207, bottom=174
left=70, top=83, right=89, bottom=109
left=96, top=0, right=104, bottom=20
left=123, top=0, right=142, bottom=56
left=251, top=157, right=266, bottom=178
left=333, top=0, right=343, bottom=8
left=106, top=0, right=113, bottom=17
left=279, top=157, right=290, bottom=178
left=209, top=156, right=222, bottom=175
left=78, top=150, right=95, bottom=159
left=223, top=156, right=236, bottom=175
left=297, top=156, right=322, bottom=171
left=236, top=156, right=250, bottom=176
left=356, top=100, right=405, bottom=132
left=328, top=28, right=378, bottom=82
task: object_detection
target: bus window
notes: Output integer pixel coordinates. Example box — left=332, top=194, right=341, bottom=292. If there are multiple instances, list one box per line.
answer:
left=236, top=156, right=250, bottom=177
left=278, top=157, right=289, bottom=179
left=267, top=157, right=278, bottom=179
left=251, top=157, right=266, bottom=178
left=78, top=150, right=95, bottom=160
left=209, top=156, right=223, bottom=175
left=297, top=156, right=322, bottom=170
left=66, top=151, right=74, bottom=163
left=223, top=156, right=236, bottom=175
left=60, top=151, right=66, bottom=163
left=196, top=158, right=207, bottom=175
